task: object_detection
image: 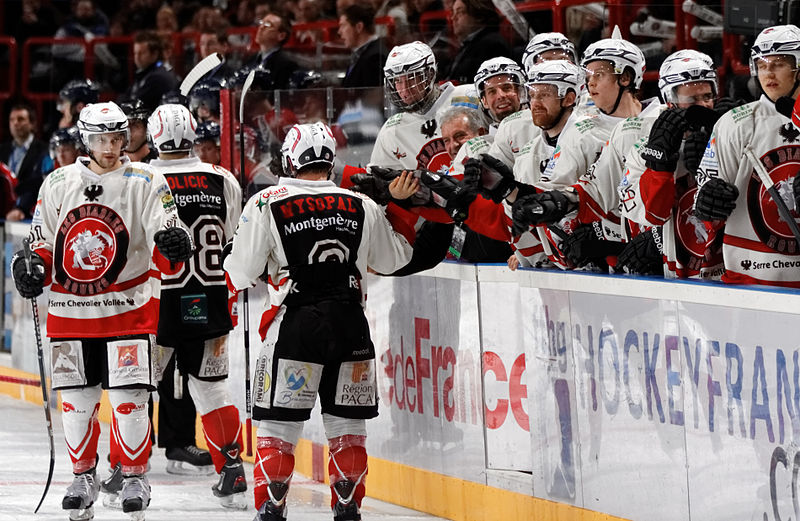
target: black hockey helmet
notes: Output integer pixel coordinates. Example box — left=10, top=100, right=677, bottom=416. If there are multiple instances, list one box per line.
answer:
left=194, top=120, right=221, bottom=145
left=119, top=99, right=150, bottom=123
left=58, top=78, right=100, bottom=104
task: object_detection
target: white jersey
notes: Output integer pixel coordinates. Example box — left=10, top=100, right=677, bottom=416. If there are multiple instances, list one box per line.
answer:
left=696, top=96, right=800, bottom=287
left=29, top=156, right=183, bottom=338
left=224, top=177, right=413, bottom=338
left=448, top=134, right=492, bottom=176
left=486, top=109, right=536, bottom=168
left=370, top=83, right=480, bottom=173
left=619, top=137, right=724, bottom=280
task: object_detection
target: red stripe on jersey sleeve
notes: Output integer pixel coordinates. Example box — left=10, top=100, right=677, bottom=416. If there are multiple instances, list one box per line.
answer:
left=639, top=168, right=675, bottom=226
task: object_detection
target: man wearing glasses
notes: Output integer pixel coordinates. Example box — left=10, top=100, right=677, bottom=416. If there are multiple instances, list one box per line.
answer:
left=244, top=13, right=300, bottom=90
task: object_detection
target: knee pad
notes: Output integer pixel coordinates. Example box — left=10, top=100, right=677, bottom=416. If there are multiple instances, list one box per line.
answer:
left=61, top=386, right=102, bottom=474
left=107, top=389, right=151, bottom=475
left=327, top=433, right=367, bottom=510
left=322, top=414, right=366, bottom=439
left=187, top=375, right=232, bottom=415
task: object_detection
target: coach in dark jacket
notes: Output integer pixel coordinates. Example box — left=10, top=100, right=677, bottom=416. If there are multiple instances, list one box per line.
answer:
left=0, top=102, right=53, bottom=220
left=444, top=0, right=512, bottom=85
left=339, top=4, right=388, bottom=88
left=121, top=30, right=180, bottom=112
left=243, top=12, right=300, bottom=90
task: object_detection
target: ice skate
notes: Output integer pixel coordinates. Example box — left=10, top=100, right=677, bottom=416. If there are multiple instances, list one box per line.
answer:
left=100, top=462, right=123, bottom=509
left=165, top=445, right=214, bottom=476
left=121, top=474, right=151, bottom=520
left=253, top=482, right=290, bottom=521
left=63, top=467, right=100, bottom=521
left=212, top=443, right=248, bottom=510
left=332, top=480, right=361, bottom=521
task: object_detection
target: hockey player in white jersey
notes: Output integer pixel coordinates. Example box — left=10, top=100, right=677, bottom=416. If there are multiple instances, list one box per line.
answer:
left=616, top=50, right=729, bottom=278
left=145, top=104, right=248, bottom=507
left=224, top=122, right=413, bottom=521
left=691, top=25, right=800, bottom=286
left=10, top=101, right=193, bottom=521
left=474, top=56, right=526, bottom=129
left=512, top=31, right=656, bottom=269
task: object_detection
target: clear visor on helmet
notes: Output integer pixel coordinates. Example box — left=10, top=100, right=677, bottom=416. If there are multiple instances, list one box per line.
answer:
left=583, top=61, right=618, bottom=84
left=84, top=131, right=127, bottom=153
left=482, top=77, right=524, bottom=98
left=526, top=83, right=561, bottom=102
left=534, top=48, right=574, bottom=64
left=385, top=67, right=434, bottom=112
left=754, top=54, right=798, bottom=73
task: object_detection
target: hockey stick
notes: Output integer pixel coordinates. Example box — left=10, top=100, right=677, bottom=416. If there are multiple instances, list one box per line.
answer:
left=179, top=52, right=224, bottom=96
left=490, top=0, right=533, bottom=41
left=23, top=238, right=54, bottom=513
left=239, top=69, right=256, bottom=458
left=743, top=146, right=800, bottom=248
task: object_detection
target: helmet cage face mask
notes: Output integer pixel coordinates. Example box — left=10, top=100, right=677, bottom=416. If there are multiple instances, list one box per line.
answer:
left=385, top=67, right=437, bottom=113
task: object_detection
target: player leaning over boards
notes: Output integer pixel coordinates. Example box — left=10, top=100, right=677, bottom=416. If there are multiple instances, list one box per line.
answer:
left=223, top=122, right=413, bottom=521
left=692, top=25, right=800, bottom=286
left=10, top=101, right=193, bottom=521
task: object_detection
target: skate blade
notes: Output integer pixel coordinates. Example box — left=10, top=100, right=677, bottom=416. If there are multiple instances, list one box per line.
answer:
left=128, top=511, right=146, bottom=521
left=166, top=460, right=215, bottom=476
left=219, top=492, right=248, bottom=510
left=68, top=505, right=94, bottom=521
left=102, top=492, right=123, bottom=509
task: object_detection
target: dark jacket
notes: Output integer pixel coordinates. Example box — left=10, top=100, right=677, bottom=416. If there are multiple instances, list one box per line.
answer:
left=342, top=37, right=388, bottom=89
left=445, top=27, right=512, bottom=85
left=122, top=61, right=180, bottom=113
left=243, top=48, right=301, bottom=91
left=0, top=138, right=50, bottom=217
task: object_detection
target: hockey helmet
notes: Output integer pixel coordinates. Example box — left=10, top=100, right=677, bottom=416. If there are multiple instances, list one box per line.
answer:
left=383, top=41, right=438, bottom=113
left=522, top=32, right=578, bottom=69
left=160, top=90, right=190, bottom=107
left=194, top=120, right=221, bottom=145
left=474, top=57, right=526, bottom=98
left=658, top=50, right=717, bottom=104
left=525, top=60, right=585, bottom=98
left=750, top=24, right=800, bottom=76
left=49, top=126, right=82, bottom=159
left=280, top=122, right=336, bottom=177
left=59, top=78, right=100, bottom=105
left=581, top=32, right=646, bottom=89
left=189, top=77, right=223, bottom=118
left=119, top=99, right=151, bottom=123
left=77, top=102, right=129, bottom=153
left=147, top=104, right=198, bottom=154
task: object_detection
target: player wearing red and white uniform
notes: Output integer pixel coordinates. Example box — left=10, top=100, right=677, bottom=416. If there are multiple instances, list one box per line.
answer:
left=224, top=122, right=412, bottom=521
left=691, top=25, right=800, bottom=287
left=11, top=101, right=193, bottom=520
left=617, top=50, right=727, bottom=278
left=146, top=104, right=248, bottom=508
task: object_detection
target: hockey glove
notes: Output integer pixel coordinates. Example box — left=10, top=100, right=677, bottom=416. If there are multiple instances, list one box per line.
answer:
left=559, top=222, right=625, bottom=268
left=417, top=170, right=476, bottom=222
left=11, top=250, right=46, bottom=298
left=480, top=154, right=533, bottom=203
left=641, top=108, right=687, bottom=173
left=617, top=228, right=664, bottom=275
left=350, top=172, right=394, bottom=205
left=694, top=177, right=738, bottom=221
left=511, top=190, right=573, bottom=234
left=793, top=174, right=800, bottom=213
left=155, top=227, right=193, bottom=263
left=682, top=129, right=709, bottom=175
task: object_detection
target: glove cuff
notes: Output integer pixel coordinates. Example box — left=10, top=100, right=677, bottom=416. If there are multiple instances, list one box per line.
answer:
left=641, top=146, right=678, bottom=173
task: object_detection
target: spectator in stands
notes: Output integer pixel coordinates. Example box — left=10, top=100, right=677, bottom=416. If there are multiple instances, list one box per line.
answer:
left=339, top=4, right=389, bottom=88
left=121, top=30, right=180, bottom=112
left=371, top=0, right=409, bottom=39
left=52, top=0, right=114, bottom=86
left=0, top=103, right=52, bottom=220
left=13, top=0, right=60, bottom=45
left=295, top=0, right=325, bottom=45
left=156, top=5, right=179, bottom=37
left=408, top=0, right=445, bottom=37
left=244, top=12, right=301, bottom=90
left=444, top=0, right=512, bottom=84
left=199, top=26, right=235, bottom=78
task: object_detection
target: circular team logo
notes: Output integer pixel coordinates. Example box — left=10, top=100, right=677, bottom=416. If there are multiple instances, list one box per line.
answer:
left=416, top=138, right=450, bottom=173
left=675, top=187, right=712, bottom=258
left=54, top=204, right=130, bottom=295
left=746, top=150, right=800, bottom=255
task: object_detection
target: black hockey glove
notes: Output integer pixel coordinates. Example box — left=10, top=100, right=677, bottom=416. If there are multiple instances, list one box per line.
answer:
left=641, top=108, right=687, bottom=173
left=617, top=228, right=664, bottom=275
left=694, top=177, right=738, bottom=221
left=682, top=129, right=709, bottom=175
left=684, top=98, right=746, bottom=131
left=350, top=171, right=394, bottom=205
left=417, top=169, right=476, bottom=222
left=155, top=227, right=193, bottom=263
left=793, top=174, right=800, bottom=214
left=468, top=154, right=533, bottom=203
left=11, top=249, right=46, bottom=298
left=511, top=190, right=573, bottom=235
left=559, top=222, right=625, bottom=268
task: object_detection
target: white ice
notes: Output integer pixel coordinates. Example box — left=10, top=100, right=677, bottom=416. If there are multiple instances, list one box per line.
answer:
left=0, top=394, right=447, bottom=521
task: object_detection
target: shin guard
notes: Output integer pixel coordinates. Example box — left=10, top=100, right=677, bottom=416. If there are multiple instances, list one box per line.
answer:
left=61, top=386, right=102, bottom=474
left=253, top=437, right=295, bottom=513
left=327, top=435, right=367, bottom=512
left=201, top=405, right=244, bottom=473
left=107, top=389, right=151, bottom=476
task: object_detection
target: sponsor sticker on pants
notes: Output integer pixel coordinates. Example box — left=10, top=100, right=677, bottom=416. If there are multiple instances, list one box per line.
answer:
left=199, top=335, right=230, bottom=378
left=273, top=359, right=322, bottom=409
left=335, top=360, right=376, bottom=407
left=50, top=340, right=86, bottom=388
left=107, top=338, right=150, bottom=387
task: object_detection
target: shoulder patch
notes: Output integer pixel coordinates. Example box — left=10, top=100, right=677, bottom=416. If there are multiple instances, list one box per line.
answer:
left=385, top=113, right=403, bottom=128
left=728, top=102, right=755, bottom=124
left=47, top=167, right=69, bottom=187
left=123, top=167, right=154, bottom=182
left=573, top=116, right=598, bottom=134
left=465, top=135, right=490, bottom=154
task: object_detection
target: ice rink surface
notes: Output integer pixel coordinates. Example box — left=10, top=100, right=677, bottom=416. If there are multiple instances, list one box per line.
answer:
left=0, top=394, right=448, bottom=521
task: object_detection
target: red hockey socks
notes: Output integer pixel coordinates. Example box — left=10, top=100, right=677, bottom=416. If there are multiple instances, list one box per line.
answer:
left=201, top=405, right=243, bottom=473
left=253, top=437, right=295, bottom=510
left=327, top=434, right=367, bottom=510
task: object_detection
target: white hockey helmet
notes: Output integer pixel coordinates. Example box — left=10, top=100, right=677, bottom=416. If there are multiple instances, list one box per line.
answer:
left=581, top=34, right=646, bottom=89
left=658, top=50, right=717, bottom=104
left=280, top=122, right=336, bottom=177
left=749, top=24, right=800, bottom=76
left=383, top=41, right=438, bottom=113
left=147, top=104, right=197, bottom=154
left=474, top=57, right=526, bottom=98
left=525, top=60, right=585, bottom=98
left=77, top=102, right=129, bottom=152
left=522, top=32, right=578, bottom=70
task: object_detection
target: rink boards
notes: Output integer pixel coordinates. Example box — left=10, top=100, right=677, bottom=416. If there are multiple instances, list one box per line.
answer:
left=5, top=217, right=800, bottom=521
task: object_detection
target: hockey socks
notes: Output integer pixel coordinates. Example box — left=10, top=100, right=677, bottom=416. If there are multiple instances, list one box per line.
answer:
left=61, top=386, right=102, bottom=474
left=254, top=437, right=295, bottom=512
left=327, top=434, right=367, bottom=512
left=108, top=389, right=152, bottom=475
left=201, top=405, right=243, bottom=473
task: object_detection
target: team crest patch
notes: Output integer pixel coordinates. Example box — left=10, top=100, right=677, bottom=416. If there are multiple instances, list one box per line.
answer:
left=117, top=344, right=138, bottom=367
left=746, top=145, right=800, bottom=254
left=416, top=138, right=450, bottom=172
left=54, top=204, right=130, bottom=295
